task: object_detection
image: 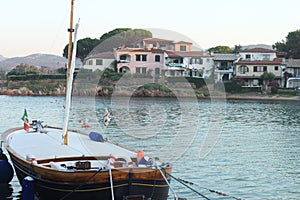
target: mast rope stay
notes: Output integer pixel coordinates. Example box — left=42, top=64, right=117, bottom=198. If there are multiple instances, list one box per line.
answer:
left=62, top=18, right=80, bottom=144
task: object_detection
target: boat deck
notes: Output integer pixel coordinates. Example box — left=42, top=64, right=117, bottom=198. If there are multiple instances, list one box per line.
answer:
left=4, top=128, right=137, bottom=161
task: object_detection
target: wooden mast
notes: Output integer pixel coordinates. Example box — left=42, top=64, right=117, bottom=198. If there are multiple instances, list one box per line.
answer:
left=64, top=0, right=74, bottom=145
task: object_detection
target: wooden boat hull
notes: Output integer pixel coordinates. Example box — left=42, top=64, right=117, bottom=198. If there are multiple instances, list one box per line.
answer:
left=8, top=145, right=171, bottom=200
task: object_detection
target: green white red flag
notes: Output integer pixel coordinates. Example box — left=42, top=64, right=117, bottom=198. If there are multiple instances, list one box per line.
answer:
left=21, top=109, right=30, bottom=132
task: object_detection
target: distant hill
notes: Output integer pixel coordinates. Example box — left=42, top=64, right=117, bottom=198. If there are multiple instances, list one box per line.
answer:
left=0, top=54, right=82, bottom=72
left=0, top=55, right=7, bottom=62
left=241, top=44, right=273, bottom=50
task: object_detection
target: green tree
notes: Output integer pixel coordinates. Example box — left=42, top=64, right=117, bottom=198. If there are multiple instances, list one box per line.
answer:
left=63, top=28, right=152, bottom=62
left=56, top=67, right=67, bottom=74
left=273, top=29, right=300, bottom=58
left=90, top=28, right=152, bottom=54
left=261, top=72, right=275, bottom=94
left=208, top=45, right=232, bottom=54
left=0, top=69, right=5, bottom=80
left=232, top=45, right=242, bottom=54
left=99, top=28, right=132, bottom=43
left=63, top=37, right=100, bottom=62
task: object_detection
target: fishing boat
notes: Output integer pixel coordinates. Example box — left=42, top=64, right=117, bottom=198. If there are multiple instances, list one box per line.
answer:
left=1, top=125, right=172, bottom=200
left=1, top=1, right=172, bottom=199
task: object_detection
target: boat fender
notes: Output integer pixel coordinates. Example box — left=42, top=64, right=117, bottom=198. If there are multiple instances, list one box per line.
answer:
left=26, top=154, right=37, bottom=164
left=89, top=132, right=104, bottom=142
left=49, top=162, right=67, bottom=171
left=0, top=160, right=14, bottom=183
left=22, top=176, right=34, bottom=200
left=109, top=155, right=117, bottom=168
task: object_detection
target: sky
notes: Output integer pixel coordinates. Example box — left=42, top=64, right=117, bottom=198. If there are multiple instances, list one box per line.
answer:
left=1, top=0, right=300, bottom=58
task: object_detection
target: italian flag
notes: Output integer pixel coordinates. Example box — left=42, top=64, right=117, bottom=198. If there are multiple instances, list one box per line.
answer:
left=21, top=109, right=30, bottom=132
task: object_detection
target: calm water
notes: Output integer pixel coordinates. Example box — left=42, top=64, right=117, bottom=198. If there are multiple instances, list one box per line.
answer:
left=0, top=95, right=299, bottom=200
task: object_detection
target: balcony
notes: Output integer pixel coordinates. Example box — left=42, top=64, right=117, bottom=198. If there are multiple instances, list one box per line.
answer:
left=166, top=63, right=184, bottom=67
left=215, top=67, right=233, bottom=73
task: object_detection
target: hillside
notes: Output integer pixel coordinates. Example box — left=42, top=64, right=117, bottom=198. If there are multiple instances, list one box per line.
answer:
left=0, top=55, right=6, bottom=62
left=0, top=54, right=82, bottom=72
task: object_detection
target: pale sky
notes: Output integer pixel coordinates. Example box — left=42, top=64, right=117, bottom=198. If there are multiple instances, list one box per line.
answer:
left=1, top=0, right=300, bottom=58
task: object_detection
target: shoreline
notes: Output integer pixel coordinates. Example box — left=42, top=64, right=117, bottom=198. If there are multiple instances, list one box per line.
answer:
left=226, top=93, right=300, bottom=101
left=1, top=89, right=299, bottom=101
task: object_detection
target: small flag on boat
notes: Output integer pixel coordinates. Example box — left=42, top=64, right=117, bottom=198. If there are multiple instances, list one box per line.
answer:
left=103, top=108, right=111, bottom=127
left=21, top=109, right=30, bottom=132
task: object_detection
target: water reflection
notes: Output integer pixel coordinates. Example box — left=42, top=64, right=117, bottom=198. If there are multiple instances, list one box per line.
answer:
left=0, top=184, right=13, bottom=199
left=0, top=96, right=299, bottom=199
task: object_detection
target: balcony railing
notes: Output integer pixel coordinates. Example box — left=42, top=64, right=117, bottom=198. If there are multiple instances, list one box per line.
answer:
left=215, top=68, right=233, bottom=73
left=166, top=63, right=184, bottom=67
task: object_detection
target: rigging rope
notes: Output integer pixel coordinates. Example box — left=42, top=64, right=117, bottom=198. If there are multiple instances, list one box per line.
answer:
left=60, top=167, right=103, bottom=200
left=177, top=177, right=244, bottom=200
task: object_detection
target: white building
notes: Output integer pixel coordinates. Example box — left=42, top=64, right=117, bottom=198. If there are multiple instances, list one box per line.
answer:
left=83, top=52, right=115, bottom=71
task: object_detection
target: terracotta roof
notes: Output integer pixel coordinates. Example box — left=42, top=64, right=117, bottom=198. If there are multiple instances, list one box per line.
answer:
left=143, top=38, right=173, bottom=44
left=239, top=48, right=277, bottom=53
left=86, top=51, right=115, bottom=59
left=213, top=54, right=240, bottom=61
left=283, top=59, right=300, bottom=68
left=174, top=41, right=192, bottom=45
left=116, top=48, right=165, bottom=54
left=236, top=58, right=283, bottom=65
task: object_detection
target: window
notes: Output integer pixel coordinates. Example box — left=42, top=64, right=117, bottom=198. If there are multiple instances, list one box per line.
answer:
left=142, top=68, right=147, bottom=74
left=245, top=54, right=251, bottom=59
left=239, top=65, right=249, bottom=74
left=96, top=59, right=103, bottom=65
left=142, top=55, right=147, bottom=61
left=180, top=45, right=186, bottom=51
left=160, top=44, right=166, bottom=50
left=262, top=54, right=271, bottom=60
left=88, top=60, right=93, bottom=65
left=155, top=55, right=160, bottom=62
left=253, top=66, right=267, bottom=72
left=136, top=67, right=147, bottom=74
left=253, top=66, right=257, bottom=72
left=136, top=55, right=141, bottom=61
left=120, top=55, right=127, bottom=60
left=275, top=66, right=279, bottom=71
left=263, top=66, right=267, bottom=72
left=198, top=58, right=203, bottom=64
left=191, top=58, right=203, bottom=64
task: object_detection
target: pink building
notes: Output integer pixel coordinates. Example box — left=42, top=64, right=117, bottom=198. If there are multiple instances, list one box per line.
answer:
left=115, top=48, right=165, bottom=77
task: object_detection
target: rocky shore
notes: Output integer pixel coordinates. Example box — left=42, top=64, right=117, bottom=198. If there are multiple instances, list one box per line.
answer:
left=0, top=87, right=299, bottom=101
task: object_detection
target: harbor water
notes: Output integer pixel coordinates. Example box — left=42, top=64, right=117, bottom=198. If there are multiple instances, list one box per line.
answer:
left=0, top=95, right=299, bottom=199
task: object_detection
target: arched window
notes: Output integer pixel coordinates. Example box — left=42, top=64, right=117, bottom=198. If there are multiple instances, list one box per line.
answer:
left=239, top=65, right=249, bottom=74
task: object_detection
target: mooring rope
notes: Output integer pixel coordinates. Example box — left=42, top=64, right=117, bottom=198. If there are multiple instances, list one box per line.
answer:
left=158, top=167, right=178, bottom=200
left=177, top=177, right=244, bottom=200
left=163, top=170, right=210, bottom=200
left=109, top=165, right=115, bottom=200
left=60, top=167, right=103, bottom=200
